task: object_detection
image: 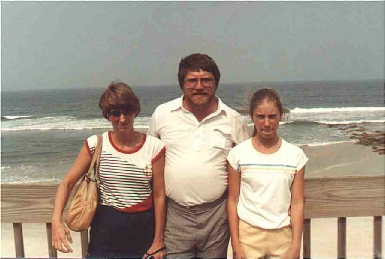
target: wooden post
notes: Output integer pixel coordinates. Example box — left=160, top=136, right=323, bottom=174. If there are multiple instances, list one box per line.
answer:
left=46, top=223, right=58, bottom=258
left=13, top=223, right=25, bottom=258
left=338, top=217, right=346, bottom=259
left=374, top=216, right=382, bottom=259
left=303, top=218, right=311, bottom=259
left=81, top=230, right=89, bottom=258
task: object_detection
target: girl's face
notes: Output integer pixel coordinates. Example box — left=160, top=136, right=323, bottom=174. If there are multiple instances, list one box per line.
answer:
left=252, top=99, right=282, bottom=140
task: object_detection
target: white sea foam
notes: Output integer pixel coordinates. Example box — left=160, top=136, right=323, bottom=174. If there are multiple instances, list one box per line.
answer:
left=2, top=115, right=33, bottom=120
left=299, top=140, right=356, bottom=147
left=316, top=119, right=385, bottom=125
left=246, top=121, right=291, bottom=127
left=1, top=116, right=151, bottom=131
left=291, top=107, right=385, bottom=113
left=3, top=178, right=61, bottom=184
left=2, top=110, right=384, bottom=131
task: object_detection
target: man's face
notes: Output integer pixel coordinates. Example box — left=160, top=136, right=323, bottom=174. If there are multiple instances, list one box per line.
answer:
left=182, top=70, right=217, bottom=109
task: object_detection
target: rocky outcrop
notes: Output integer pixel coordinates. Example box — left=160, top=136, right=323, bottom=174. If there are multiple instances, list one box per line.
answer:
left=328, top=124, right=385, bottom=155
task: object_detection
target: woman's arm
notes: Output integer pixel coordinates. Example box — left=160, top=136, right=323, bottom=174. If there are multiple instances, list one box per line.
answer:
left=51, top=144, right=92, bottom=253
left=144, top=151, right=166, bottom=259
left=284, top=166, right=305, bottom=259
left=227, top=162, right=246, bottom=259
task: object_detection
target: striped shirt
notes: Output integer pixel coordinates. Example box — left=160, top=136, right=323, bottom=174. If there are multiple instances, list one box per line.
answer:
left=86, top=131, right=165, bottom=213
left=227, top=138, right=308, bottom=229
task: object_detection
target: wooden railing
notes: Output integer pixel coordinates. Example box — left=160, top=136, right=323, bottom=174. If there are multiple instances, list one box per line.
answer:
left=1, top=175, right=384, bottom=258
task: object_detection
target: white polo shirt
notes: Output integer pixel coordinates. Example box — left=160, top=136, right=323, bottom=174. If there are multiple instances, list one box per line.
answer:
left=148, top=96, right=250, bottom=206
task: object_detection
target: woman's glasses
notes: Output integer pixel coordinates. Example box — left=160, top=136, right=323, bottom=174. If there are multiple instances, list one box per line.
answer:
left=109, top=110, right=132, bottom=117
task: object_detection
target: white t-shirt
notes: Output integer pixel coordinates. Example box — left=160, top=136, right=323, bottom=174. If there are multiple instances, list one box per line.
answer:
left=148, top=96, right=250, bottom=206
left=227, top=138, right=308, bottom=229
left=86, top=131, right=165, bottom=212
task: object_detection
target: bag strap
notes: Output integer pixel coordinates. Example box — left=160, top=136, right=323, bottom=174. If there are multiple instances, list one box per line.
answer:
left=85, top=135, right=103, bottom=181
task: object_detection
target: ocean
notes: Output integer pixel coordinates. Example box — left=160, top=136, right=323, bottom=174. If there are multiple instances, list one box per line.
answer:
left=1, top=79, right=384, bottom=183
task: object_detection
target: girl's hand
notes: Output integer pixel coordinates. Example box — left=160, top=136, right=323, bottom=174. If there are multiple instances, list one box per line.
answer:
left=233, top=246, right=246, bottom=259
left=282, top=246, right=300, bottom=259
left=51, top=221, right=73, bottom=253
left=143, top=240, right=166, bottom=259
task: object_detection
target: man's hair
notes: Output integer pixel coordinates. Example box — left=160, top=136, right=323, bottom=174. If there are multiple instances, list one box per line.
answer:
left=99, top=81, right=141, bottom=119
left=177, top=53, right=221, bottom=89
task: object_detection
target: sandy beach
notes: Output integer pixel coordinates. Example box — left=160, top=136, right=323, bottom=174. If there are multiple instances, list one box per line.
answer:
left=302, top=141, right=385, bottom=178
left=1, top=141, right=384, bottom=258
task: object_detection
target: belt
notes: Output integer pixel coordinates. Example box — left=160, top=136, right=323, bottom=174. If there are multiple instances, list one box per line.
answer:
left=167, top=189, right=228, bottom=210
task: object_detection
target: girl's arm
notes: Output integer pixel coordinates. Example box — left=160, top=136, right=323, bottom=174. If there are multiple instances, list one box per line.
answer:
left=144, top=151, right=166, bottom=259
left=284, top=166, right=305, bottom=259
left=51, top=144, right=92, bottom=253
left=227, top=162, right=246, bottom=259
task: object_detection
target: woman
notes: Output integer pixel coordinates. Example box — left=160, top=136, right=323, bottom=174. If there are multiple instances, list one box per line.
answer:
left=227, top=88, right=308, bottom=259
left=52, top=81, right=166, bottom=259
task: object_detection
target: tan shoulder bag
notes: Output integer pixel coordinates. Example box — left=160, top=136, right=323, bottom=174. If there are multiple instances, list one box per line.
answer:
left=65, top=135, right=103, bottom=232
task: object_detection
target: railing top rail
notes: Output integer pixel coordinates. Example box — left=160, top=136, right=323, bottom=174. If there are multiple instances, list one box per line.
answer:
left=1, top=175, right=384, bottom=223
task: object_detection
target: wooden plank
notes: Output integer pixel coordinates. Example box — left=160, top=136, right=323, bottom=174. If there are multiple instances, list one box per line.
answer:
left=338, top=217, right=346, bottom=259
left=81, top=230, right=89, bottom=258
left=374, top=216, right=382, bottom=259
left=1, top=176, right=384, bottom=222
left=13, top=223, right=25, bottom=258
left=304, top=175, right=385, bottom=218
left=1, top=183, right=75, bottom=223
left=46, top=223, right=58, bottom=258
left=303, top=218, right=311, bottom=259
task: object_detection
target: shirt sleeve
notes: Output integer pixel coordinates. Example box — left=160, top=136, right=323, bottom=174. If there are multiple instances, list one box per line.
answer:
left=147, top=108, right=159, bottom=138
left=85, top=135, right=98, bottom=156
left=151, top=137, right=165, bottom=164
left=233, top=115, right=251, bottom=145
left=296, top=148, right=309, bottom=172
left=227, top=147, right=241, bottom=172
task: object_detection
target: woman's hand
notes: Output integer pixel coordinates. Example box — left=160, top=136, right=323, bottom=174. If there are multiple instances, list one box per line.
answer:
left=51, top=144, right=91, bottom=253
left=52, top=221, right=73, bottom=253
left=143, top=240, right=166, bottom=259
left=145, top=151, right=166, bottom=259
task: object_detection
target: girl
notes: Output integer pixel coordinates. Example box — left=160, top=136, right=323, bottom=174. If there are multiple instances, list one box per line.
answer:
left=227, top=88, right=308, bottom=259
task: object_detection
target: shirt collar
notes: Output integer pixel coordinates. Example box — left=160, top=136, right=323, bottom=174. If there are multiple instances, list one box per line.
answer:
left=171, top=95, right=227, bottom=116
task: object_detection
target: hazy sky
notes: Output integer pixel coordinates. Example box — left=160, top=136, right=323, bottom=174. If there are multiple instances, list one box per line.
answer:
left=1, top=1, right=384, bottom=91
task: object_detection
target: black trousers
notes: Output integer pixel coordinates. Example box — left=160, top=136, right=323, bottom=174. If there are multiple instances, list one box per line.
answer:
left=87, top=205, right=155, bottom=258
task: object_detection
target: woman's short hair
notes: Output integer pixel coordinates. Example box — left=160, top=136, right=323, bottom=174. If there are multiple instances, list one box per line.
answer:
left=99, top=81, right=141, bottom=119
left=177, top=53, right=221, bottom=89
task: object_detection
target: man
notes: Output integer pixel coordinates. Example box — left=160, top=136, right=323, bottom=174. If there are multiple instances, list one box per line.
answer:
left=148, top=53, right=250, bottom=258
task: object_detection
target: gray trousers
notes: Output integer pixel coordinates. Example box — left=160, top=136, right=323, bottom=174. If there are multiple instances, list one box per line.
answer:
left=164, top=195, right=229, bottom=259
